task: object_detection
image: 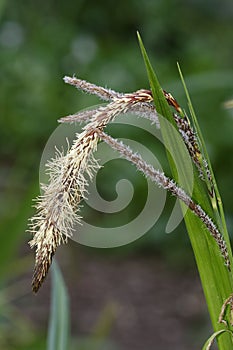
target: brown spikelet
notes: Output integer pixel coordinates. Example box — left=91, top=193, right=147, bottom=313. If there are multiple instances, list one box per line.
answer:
left=30, top=224, right=66, bottom=293
left=173, top=113, right=202, bottom=170
left=32, top=251, right=55, bottom=293
left=163, top=90, right=182, bottom=113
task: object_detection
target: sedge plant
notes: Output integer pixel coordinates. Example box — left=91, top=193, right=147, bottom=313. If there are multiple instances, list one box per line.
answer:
left=28, top=35, right=233, bottom=349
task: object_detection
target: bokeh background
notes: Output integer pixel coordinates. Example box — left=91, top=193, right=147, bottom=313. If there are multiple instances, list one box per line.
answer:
left=0, top=0, right=233, bottom=349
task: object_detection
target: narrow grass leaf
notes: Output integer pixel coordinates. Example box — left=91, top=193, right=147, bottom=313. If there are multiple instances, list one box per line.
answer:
left=202, top=329, right=233, bottom=350
left=47, top=260, right=69, bottom=350
left=177, top=62, right=233, bottom=264
left=138, top=33, right=233, bottom=349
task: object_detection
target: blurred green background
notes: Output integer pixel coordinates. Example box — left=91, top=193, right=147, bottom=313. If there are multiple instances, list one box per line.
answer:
left=0, top=0, right=233, bottom=349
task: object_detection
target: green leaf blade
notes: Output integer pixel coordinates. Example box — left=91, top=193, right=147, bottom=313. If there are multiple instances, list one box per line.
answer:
left=138, top=33, right=233, bottom=349
left=47, top=260, right=70, bottom=350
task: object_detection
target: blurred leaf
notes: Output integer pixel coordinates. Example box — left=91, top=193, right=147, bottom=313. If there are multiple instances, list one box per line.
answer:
left=0, top=0, right=6, bottom=19
left=47, top=260, right=70, bottom=350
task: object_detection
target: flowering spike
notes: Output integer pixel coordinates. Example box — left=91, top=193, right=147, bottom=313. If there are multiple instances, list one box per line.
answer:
left=29, top=84, right=156, bottom=292
left=63, top=75, right=122, bottom=101
left=29, top=76, right=230, bottom=293
left=97, top=130, right=230, bottom=270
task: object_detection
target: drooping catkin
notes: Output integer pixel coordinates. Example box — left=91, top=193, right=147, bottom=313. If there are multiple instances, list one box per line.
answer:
left=29, top=85, right=154, bottom=292
left=29, top=129, right=100, bottom=292
left=97, top=130, right=230, bottom=270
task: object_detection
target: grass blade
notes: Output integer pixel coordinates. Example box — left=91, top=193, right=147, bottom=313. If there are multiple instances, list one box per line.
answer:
left=177, top=62, right=233, bottom=258
left=202, top=329, right=233, bottom=350
left=47, top=260, right=69, bottom=350
left=137, top=32, right=233, bottom=349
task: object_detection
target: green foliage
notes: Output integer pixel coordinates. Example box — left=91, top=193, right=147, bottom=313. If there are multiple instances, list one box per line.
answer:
left=0, top=1, right=233, bottom=348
